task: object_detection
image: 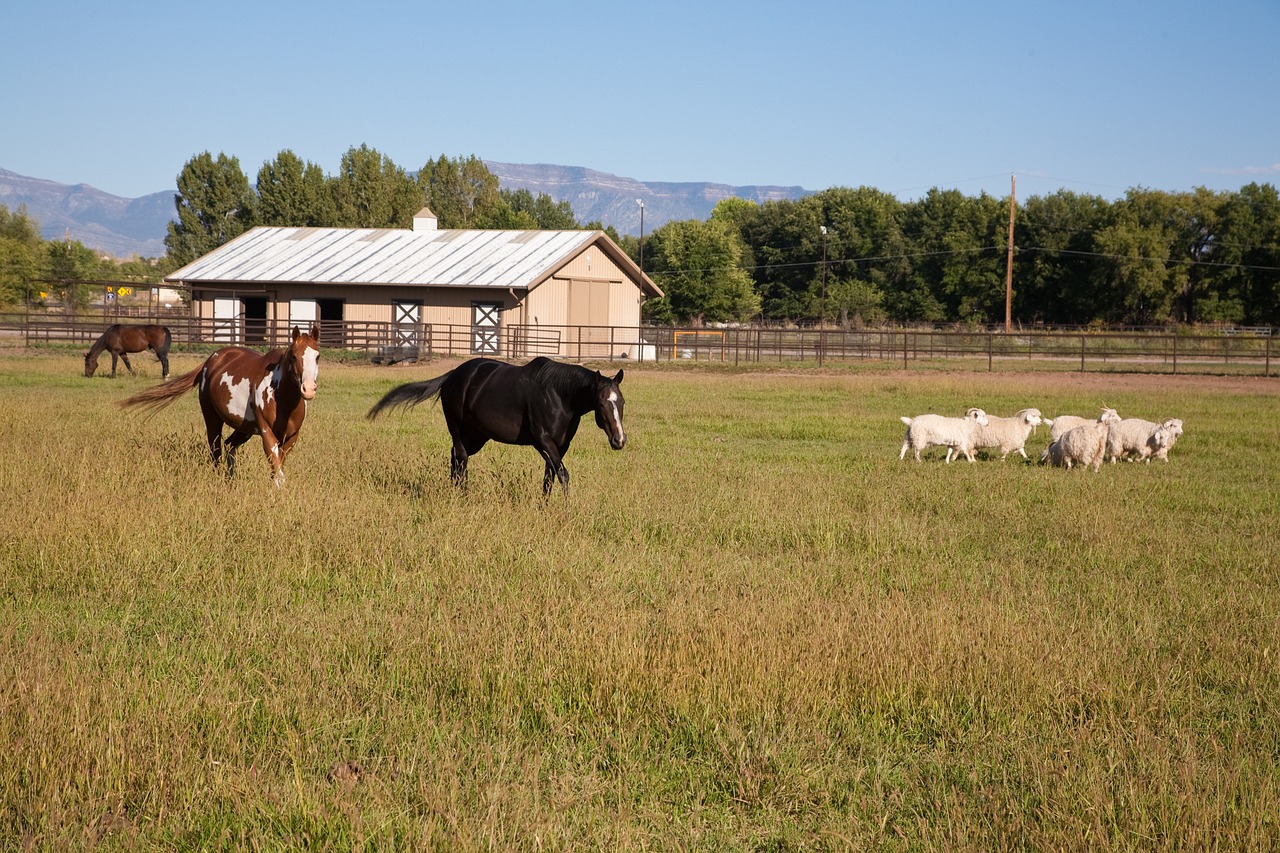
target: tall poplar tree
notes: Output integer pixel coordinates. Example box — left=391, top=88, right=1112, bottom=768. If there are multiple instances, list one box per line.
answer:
left=165, top=151, right=257, bottom=266
left=257, top=149, right=336, bottom=227
left=330, top=144, right=420, bottom=228
left=417, top=155, right=503, bottom=228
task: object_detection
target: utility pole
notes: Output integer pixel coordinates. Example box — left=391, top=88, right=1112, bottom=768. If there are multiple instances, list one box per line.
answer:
left=1005, top=173, right=1016, bottom=334
left=819, top=225, right=828, bottom=366
left=635, top=199, right=645, bottom=270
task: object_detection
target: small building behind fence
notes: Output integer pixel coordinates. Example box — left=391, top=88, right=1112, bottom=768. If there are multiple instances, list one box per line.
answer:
left=164, top=209, right=663, bottom=361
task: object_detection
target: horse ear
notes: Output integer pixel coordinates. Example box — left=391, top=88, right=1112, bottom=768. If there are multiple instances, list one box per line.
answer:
left=292, top=326, right=301, bottom=342
left=613, top=369, right=624, bottom=385
left=310, top=323, right=320, bottom=341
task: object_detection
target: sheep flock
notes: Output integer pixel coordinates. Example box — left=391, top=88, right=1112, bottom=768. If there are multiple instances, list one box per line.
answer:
left=898, top=404, right=1184, bottom=469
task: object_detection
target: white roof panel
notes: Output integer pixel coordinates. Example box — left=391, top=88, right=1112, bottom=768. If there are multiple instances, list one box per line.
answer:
left=167, top=226, right=602, bottom=290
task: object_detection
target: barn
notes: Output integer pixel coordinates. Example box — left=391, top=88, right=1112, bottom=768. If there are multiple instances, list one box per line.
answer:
left=165, top=209, right=662, bottom=360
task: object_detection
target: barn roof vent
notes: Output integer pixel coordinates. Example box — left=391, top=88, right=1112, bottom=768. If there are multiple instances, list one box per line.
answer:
left=412, top=207, right=438, bottom=232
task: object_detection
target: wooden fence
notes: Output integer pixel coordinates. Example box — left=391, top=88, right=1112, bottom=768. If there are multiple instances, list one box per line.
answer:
left=1, top=313, right=1274, bottom=376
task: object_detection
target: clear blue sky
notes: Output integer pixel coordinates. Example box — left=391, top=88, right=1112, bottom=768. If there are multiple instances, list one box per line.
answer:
left=5, top=0, right=1278, bottom=202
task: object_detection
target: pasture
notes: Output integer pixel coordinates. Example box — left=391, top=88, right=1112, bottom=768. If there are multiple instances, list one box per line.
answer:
left=1, top=349, right=1278, bottom=851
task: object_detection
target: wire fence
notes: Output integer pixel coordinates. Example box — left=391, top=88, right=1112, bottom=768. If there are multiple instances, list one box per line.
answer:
left=1, top=311, right=1274, bottom=377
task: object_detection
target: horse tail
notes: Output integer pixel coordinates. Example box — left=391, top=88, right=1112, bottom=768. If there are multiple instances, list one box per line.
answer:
left=119, top=364, right=203, bottom=416
left=367, top=372, right=451, bottom=419
left=160, top=325, right=172, bottom=352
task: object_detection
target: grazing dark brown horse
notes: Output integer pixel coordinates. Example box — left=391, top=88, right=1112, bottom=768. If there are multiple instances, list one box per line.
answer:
left=120, top=326, right=320, bottom=485
left=367, top=356, right=625, bottom=497
left=84, top=323, right=171, bottom=378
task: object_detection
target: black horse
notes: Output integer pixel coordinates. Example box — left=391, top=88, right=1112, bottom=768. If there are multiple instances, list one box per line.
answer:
left=368, top=357, right=625, bottom=497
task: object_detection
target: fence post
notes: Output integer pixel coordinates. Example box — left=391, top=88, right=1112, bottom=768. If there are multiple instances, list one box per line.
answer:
left=1080, top=335, right=1086, bottom=372
left=903, top=332, right=908, bottom=369
left=1266, top=335, right=1271, bottom=378
left=1172, top=333, right=1177, bottom=375
left=988, top=333, right=994, bottom=371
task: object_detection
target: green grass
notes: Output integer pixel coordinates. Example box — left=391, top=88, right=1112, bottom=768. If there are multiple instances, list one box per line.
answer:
left=1, top=350, right=1278, bottom=850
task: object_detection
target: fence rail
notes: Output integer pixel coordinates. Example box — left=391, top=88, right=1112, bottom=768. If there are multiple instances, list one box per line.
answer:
left=0, top=313, right=1274, bottom=376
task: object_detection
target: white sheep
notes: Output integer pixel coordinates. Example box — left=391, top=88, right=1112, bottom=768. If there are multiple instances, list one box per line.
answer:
left=1044, top=407, right=1120, bottom=441
left=899, top=408, right=990, bottom=463
left=1040, top=407, right=1120, bottom=463
left=1042, top=408, right=1122, bottom=471
left=1151, top=419, right=1184, bottom=461
left=973, top=408, right=1044, bottom=460
left=1106, top=417, right=1184, bottom=463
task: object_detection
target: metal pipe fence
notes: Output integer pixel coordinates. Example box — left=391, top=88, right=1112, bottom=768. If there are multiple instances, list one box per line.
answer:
left=0, top=312, right=1274, bottom=377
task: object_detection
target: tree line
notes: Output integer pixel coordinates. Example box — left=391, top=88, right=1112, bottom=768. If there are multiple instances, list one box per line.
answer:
left=648, top=184, right=1280, bottom=329
left=164, top=145, right=1280, bottom=329
left=0, top=206, right=172, bottom=309
left=163, top=146, right=581, bottom=267
left=5, top=142, right=1278, bottom=329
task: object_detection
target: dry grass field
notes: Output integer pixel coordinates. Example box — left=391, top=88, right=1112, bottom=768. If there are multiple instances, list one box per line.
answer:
left=1, top=347, right=1278, bottom=850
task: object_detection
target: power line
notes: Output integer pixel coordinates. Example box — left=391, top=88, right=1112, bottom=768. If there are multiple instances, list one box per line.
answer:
left=649, top=244, right=1280, bottom=280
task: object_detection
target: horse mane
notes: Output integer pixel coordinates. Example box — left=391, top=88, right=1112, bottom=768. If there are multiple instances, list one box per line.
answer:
left=526, top=357, right=595, bottom=397
left=85, top=326, right=116, bottom=358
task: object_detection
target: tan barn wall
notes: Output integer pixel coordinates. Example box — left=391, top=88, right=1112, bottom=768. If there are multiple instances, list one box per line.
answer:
left=191, top=285, right=520, bottom=326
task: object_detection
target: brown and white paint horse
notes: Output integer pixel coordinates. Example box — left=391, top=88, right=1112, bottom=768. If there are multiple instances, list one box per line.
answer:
left=121, top=326, right=320, bottom=485
left=84, top=323, right=172, bottom=378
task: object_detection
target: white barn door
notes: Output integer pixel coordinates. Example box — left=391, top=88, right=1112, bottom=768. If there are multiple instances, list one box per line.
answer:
left=290, top=299, right=318, bottom=329
left=213, top=297, right=240, bottom=343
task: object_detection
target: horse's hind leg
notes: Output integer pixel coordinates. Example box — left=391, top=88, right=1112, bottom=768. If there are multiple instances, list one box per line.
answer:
left=156, top=348, right=170, bottom=379
left=450, top=442, right=469, bottom=489
left=449, top=432, right=489, bottom=490
left=223, top=429, right=255, bottom=478
left=204, top=419, right=225, bottom=470
left=201, top=402, right=231, bottom=473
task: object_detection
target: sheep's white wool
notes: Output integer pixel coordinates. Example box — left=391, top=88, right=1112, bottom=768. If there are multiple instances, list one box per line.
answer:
left=899, top=408, right=989, bottom=464
left=973, top=408, right=1044, bottom=460
left=1043, top=409, right=1121, bottom=471
left=1041, top=408, right=1119, bottom=463
left=1106, top=417, right=1184, bottom=463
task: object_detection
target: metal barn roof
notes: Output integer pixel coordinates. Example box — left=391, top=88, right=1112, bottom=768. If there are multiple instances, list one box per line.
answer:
left=166, top=226, right=660, bottom=295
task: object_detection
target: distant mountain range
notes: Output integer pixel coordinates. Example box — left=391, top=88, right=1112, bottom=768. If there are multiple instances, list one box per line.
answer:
left=483, top=162, right=811, bottom=236
left=0, top=164, right=811, bottom=259
left=0, top=169, right=173, bottom=258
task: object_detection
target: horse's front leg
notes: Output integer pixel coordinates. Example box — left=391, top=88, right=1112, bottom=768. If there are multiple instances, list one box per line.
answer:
left=537, top=447, right=569, bottom=498
left=258, top=426, right=287, bottom=486
left=120, top=353, right=135, bottom=376
left=109, top=352, right=120, bottom=378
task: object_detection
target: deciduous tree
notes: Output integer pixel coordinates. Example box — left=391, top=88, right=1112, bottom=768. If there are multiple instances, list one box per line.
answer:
left=644, top=219, right=760, bottom=325
left=417, top=155, right=503, bottom=229
left=165, top=152, right=256, bottom=266
left=331, top=145, right=420, bottom=228
left=257, top=150, right=336, bottom=227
